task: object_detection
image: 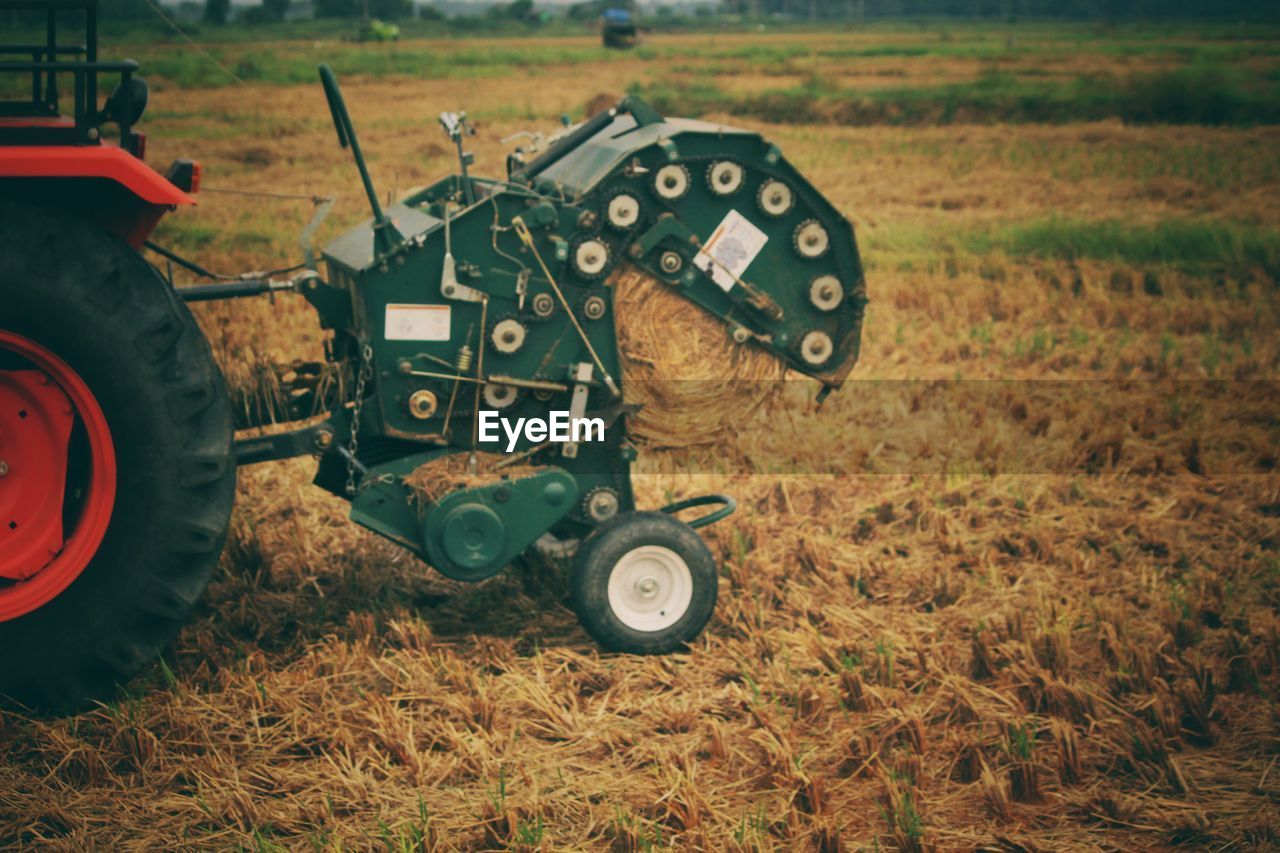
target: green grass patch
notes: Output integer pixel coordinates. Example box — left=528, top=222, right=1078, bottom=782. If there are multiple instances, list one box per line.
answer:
left=636, top=63, right=1280, bottom=126
left=867, top=217, right=1280, bottom=277
left=151, top=219, right=275, bottom=253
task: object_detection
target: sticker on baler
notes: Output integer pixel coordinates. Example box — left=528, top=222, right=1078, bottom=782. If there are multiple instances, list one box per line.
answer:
left=384, top=303, right=451, bottom=341
left=694, top=209, right=769, bottom=292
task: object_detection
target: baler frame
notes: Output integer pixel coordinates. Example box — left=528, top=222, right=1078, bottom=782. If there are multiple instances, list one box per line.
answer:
left=172, top=65, right=866, bottom=593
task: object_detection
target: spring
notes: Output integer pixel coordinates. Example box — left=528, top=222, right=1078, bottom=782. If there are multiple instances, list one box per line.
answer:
left=455, top=344, right=474, bottom=373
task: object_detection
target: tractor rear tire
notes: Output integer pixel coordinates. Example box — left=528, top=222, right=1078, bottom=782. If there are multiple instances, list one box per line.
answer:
left=0, top=203, right=236, bottom=712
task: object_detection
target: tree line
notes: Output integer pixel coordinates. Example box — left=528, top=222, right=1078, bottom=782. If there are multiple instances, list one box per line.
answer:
left=61, top=0, right=1280, bottom=25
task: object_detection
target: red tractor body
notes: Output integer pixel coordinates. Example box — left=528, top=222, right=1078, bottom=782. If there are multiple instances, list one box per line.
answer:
left=0, top=0, right=197, bottom=246
left=0, top=142, right=195, bottom=245
left=1, top=1, right=237, bottom=706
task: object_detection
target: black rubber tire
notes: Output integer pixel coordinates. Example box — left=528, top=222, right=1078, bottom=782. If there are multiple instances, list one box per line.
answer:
left=569, top=511, right=718, bottom=654
left=0, top=203, right=236, bottom=712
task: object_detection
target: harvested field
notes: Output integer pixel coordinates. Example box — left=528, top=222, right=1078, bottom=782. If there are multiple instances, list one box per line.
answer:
left=2, top=24, right=1279, bottom=851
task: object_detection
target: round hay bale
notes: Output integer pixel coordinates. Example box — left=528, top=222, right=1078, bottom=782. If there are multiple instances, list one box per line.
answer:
left=611, top=266, right=787, bottom=448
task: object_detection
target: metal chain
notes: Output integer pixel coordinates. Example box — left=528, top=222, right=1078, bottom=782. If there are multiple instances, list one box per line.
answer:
left=345, top=342, right=374, bottom=497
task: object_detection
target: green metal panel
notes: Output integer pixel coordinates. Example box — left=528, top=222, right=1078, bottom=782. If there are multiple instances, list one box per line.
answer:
left=423, top=467, right=578, bottom=581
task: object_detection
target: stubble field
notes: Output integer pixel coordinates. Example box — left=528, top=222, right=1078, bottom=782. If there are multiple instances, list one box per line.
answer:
left=2, top=24, right=1280, bottom=850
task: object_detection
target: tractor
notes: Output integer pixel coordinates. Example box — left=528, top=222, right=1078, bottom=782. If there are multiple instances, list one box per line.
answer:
left=601, top=8, right=639, bottom=49
left=0, top=0, right=866, bottom=711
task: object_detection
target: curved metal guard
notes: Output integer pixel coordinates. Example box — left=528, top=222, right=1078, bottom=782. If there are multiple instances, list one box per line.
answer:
left=659, top=493, right=736, bottom=530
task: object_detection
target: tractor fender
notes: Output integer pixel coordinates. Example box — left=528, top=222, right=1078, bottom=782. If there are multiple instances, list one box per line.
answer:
left=0, top=146, right=193, bottom=247
left=0, top=145, right=194, bottom=206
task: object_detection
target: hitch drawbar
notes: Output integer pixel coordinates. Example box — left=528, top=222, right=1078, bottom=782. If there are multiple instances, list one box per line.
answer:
left=176, top=280, right=294, bottom=302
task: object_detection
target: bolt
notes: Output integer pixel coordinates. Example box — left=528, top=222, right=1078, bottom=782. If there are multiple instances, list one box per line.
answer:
left=532, top=293, right=555, bottom=317
left=313, top=430, right=334, bottom=450
left=0, top=460, right=8, bottom=477
left=444, top=285, right=456, bottom=296
left=398, top=359, right=412, bottom=374
left=494, top=485, right=511, bottom=503
left=636, top=577, right=659, bottom=598
left=502, top=330, right=517, bottom=344
left=660, top=251, right=682, bottom=274
left=408, top=390, right=439, bottom=420
left=578, top=210, right=598, bottom=230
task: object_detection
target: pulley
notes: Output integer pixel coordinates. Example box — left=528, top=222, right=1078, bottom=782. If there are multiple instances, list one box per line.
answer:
left=707, top=161, right=744, bottom=195
left=757, top=179, right=794, bottom=217
left=490, top=318, right=527, bottom=354
left=652, top=164, right=690, bottom=200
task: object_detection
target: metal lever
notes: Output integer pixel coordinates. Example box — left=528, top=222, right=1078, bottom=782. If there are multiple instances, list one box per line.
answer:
left=318, top=64, right=403, bottom=257
left=440, top=110, right=476, bottom=205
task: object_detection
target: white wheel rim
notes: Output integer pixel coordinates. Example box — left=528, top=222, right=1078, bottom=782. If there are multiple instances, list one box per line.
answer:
left=607, top=545, right=693, bottom=633
left=607, top=194, right=640, bottom=228
left=575, top=240, right=609, bottom=275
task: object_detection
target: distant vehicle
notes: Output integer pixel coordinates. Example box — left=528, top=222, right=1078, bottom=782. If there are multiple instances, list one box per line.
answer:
left=601, top=8, right=639, bottom=49
left=356, top=18, right=400, bottom=41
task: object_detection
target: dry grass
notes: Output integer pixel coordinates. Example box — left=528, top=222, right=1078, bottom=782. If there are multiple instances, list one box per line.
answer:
left=2, top=30, right=1280, bottom=851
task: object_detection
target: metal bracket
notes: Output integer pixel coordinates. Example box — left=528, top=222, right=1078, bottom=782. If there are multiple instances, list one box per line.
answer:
left=632, top=213, right=783, bottom=321
left=301, top=196, right=337, bottom=270
left=235, top=422, right=337, bottom=466
left=630, top=212, right=696, bottom=259
left=562, top=362, right=593, bottom=459
left=441, top=202, right=486, bottom=303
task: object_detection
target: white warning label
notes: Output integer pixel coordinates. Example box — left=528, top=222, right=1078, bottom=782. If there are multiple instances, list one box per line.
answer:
left=384, top=303, right=451, bottom=341
left=694, top=209, right=769, bottom=292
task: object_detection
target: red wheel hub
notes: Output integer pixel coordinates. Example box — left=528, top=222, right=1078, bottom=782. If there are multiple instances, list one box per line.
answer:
left=0, top=331, right=116, bottom=621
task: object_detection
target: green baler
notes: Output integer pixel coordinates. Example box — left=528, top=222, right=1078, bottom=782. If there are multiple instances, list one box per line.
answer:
left=288, top=71, right=867, bottom=652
